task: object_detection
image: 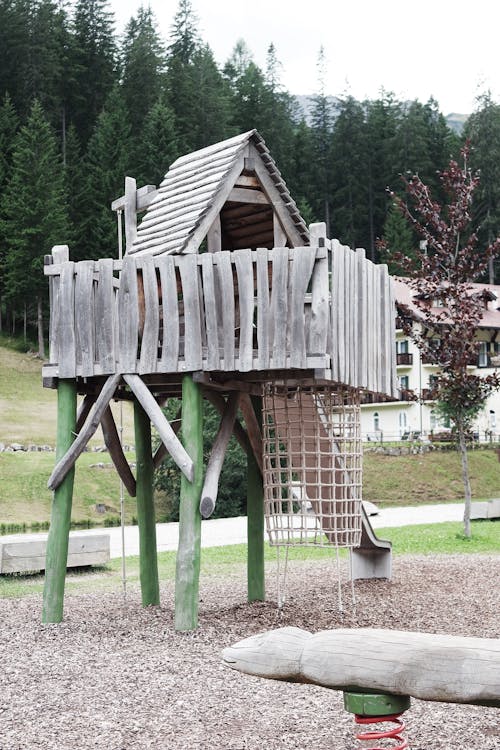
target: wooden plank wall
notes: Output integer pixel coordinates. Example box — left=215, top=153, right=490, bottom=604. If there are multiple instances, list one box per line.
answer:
left=44, top=243, right=397, bottom=397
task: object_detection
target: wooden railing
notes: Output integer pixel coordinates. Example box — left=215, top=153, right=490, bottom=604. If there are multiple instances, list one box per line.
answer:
left=43, top=241, right=398, bottom=397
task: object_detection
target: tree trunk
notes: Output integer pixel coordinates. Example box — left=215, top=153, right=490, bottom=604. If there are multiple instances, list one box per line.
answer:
left=458, top=422, right=472, bottom=538
left=37, top=296, right=45, bottom=359
left=23, top=302, right=27, bottom=343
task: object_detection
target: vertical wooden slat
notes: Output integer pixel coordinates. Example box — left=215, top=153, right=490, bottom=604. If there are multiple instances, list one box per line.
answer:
left=357, top=249, right=367, bottom=389
left=309, top=251, right=329, bottom=358
left=159, top=256, right=179, bottom=373
left=74, top=261, right=95, bottom=376
left=344, top=247, right=353, bottom=386
left=289, top=247, right=316, bottom=368
left=270, top=247, right=289, bottom=368
left=215, top=251, right=235, bottom=371
left=234, top=248, right=255, bottom=372
left=57, top=261, right=76, bottom=379
left=117, top=256, right=139, bottom=373
left=350, top=248, right=359, bottom=389
left=378, top=264, right=389, bottom=396
left=138, top=255, right=160, bottom=374
left=200, top=253, right=220, bottom=371
left=178, top=254, right=202, bottom=371
left=335, top=241, right=346, bottom=384
left=367, top=258, right=376, bottom=393
left=124, top=176, right=137, bottom=253
left=95, top=258, right=115, bottom=373
left=389, top=273, right=398, bottom=398
left=256, top=247, right=270, bottom=370
left=329, top=241, right=339, bottom=382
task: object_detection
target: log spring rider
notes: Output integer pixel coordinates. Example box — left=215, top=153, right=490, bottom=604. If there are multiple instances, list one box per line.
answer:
left=41, top=130, right=397, bottom=629
left=223, top=627, right=500, bottom=748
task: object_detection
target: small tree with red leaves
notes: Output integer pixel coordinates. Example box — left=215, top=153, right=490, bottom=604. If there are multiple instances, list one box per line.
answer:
left=392, top=144, right=500, bottom=537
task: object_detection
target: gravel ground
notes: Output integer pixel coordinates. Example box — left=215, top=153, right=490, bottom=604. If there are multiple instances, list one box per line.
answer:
left=1, top=554, right=499, bottom=750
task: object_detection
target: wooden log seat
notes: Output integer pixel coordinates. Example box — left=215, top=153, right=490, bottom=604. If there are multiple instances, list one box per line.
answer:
left=222, top=626, right=500, bottom=707
left=0, top=533, right=110, bottom=574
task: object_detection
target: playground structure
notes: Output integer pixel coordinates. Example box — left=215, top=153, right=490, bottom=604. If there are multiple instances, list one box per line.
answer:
left=41, top=130, right=397, bottom=629
left=223, top=626, right=500, bottom=747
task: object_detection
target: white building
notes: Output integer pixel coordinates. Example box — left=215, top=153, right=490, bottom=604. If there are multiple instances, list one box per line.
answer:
left=360, top=279, right=500, bottom=443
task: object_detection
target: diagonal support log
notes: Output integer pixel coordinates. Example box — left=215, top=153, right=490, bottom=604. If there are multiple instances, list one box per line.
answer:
left=76, top=394, right=96, bottom=433
left=200, top=392, right=240, bottom=519
left=204, top=390, right=262, bottom=473
left=238, top=393, right=263, bottom=473
left=123, top=374, right=194, bottom=482
left=100, top=406, right=136, bottom=497
left=153, top=406, right=182, bottom=470
left=48, top=374, right=122, bottom=491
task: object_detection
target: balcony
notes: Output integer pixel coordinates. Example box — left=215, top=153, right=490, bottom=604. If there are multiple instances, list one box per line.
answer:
left=396, top=352, right=413, bottom=366
left=399, top=388, right=415, bottom=402
left=421, top=388, right=436, bottom=401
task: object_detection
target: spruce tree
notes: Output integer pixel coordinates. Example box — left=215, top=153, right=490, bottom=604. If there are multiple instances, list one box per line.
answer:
left=309, top=46, right=334, bottom=234
left=0, top=99, right=70, bottom=354
left=189, top=44, right=232, bottom=150
left=68, top=0, right=117, bottom=145
left=379, top=202, right=415, bottom=273
left=121, top=6, right=166, bottom=137
left=78, top=85, right=132, bottom=260
left=135, top=95, right=179, bottom=186
left=465, top=91, right=500, bottom=283
left=0, top=92, right=19, bottom=332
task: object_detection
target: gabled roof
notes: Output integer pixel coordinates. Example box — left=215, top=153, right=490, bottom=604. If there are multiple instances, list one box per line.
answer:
left=129, top=129, right=309, bottom=256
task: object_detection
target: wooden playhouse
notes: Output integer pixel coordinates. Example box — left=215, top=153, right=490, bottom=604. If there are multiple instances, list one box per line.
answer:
left=41, top=130, right=397, bottom=628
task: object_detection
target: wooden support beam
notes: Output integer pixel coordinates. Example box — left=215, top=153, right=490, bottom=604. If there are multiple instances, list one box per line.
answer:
left=228, top=187, right=269, bottom=204
left=200, top=392, right=240, bottom=519
left=152, top=405, right=182, bottom=470
left=47, top=374, right=121, bottom=491
left=247, top=395, right=265, bottom=602
left=207, top=214, right=222, bottom=253
left=203, top=390, right=255, bottom=461
left=76, top=394, right=95, bottom=433
left=124, top=176, right=138, bottom=253
left=134, top=399, right=160, bottom=606
left=42, top=379, right=77, bottom=623
left=100, top=406, right=136, bottom=497
left=239, top=393, right=263, bottom=471
left=175, top=376, right=203, bottom=631
left=111, top=183, right=158, bottom=212
left=123, top=374, right=194, bottom=482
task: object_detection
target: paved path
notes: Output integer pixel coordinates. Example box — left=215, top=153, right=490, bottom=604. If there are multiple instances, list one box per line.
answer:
left=0, top=503, right=465, bottom=560
left=77, top=502, right=465, bottom=559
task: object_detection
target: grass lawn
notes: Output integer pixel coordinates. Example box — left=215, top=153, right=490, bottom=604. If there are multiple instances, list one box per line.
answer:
left=0, top=520, right=497, bottom=600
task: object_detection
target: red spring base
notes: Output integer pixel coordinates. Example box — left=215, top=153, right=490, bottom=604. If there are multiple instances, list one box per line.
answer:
left=354, top=713, right=408, bottom=749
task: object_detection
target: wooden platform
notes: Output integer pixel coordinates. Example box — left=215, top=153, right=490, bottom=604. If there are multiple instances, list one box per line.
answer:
left=0, top=532, right=110, bottom=574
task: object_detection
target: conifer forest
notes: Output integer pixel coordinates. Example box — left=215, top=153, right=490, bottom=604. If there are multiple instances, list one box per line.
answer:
left=1, top=0, right=500, bottom=350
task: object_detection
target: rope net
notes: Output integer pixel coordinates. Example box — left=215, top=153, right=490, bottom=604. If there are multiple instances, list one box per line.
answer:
left=262, top=382, right=363, bottom=549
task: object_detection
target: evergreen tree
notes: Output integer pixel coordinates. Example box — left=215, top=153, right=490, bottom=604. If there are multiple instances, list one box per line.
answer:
left=0, top=100, right=70, bottom=354
left=465, top=91, right=500, bottom=283
left=64, top=123, right=84, bottom=239
left=365, top=92, right=402, bottom=258
left=330, top=96, right=369, bottom=249
left=189, top=44, right=232, bottom=150
left=0, top=93, right=19, bottom=190
left=164, top=0, right=201, bottom=151
left=68, top=0, right=117, bottom=145
left=309, top=46, right=334, bottom=234
left=379, top=201, right=415, bottom=273
left=135, top=95, right=179, bottom=186
left=0, top=92, right=19, bottom=331
left=78, top=85, right=132, bottom=260
left=121, top=6, right=165, bottom=137
left=260, top=43, right=297, bottom=180
left=0, top=0, right=32, bottom=115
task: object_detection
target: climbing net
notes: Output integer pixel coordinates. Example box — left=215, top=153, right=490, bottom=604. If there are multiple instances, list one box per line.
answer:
left=262, top=382, right=363, bottom=550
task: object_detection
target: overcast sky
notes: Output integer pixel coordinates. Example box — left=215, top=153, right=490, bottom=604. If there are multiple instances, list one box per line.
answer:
left=109, top=0, right=499, bottom=115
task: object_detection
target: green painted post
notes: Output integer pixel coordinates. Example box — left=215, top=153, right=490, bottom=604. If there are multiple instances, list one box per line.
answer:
left=175, top=375, right=203, bottom=631
left=134, top=399, right=160, bottom=606
left=247, top=395, right=265, bottom=601
left=42, top=379, right=77, bottom=623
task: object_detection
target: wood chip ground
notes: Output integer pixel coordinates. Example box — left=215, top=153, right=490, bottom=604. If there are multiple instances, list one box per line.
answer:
left=1, top=554, right=499, bottom=749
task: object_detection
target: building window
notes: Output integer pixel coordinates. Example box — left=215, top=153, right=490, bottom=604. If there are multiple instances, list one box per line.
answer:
left=399, top=411, right=408, bottom=436
left=399, top=375, right=409, bottom=390
left=373, top=412, right=380, bottom=432
left=490, top=410, right=497, bottom=430
left=478, top=341, right=488, bottom=368
left=397, top=340, right=409, bottom=354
